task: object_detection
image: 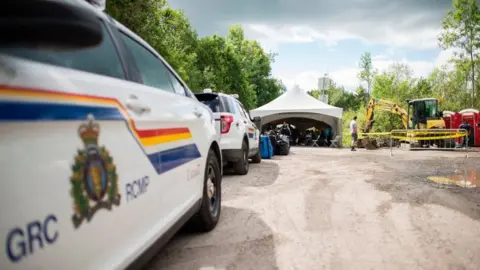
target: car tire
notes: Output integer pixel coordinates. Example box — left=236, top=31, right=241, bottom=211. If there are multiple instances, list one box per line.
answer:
left=251, top=148, right=261, bottom=164
left=188, top=149, right=222, bottom=232
left=234, top=140, right=249, bottom=175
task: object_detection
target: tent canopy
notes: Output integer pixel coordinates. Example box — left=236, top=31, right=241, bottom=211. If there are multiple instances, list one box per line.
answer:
left=250, top=85, right=343, bottom=119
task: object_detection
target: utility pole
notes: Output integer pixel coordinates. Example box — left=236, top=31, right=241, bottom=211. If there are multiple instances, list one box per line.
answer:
left=470, top=49, right=475, bottom=108
left=322, top=73, right=326, bottom=91
left=322, top=73, right=328, bottom=103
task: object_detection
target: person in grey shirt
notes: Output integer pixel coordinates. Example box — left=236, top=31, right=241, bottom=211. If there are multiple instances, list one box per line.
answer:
left=349, top=116, right=358, bottom=151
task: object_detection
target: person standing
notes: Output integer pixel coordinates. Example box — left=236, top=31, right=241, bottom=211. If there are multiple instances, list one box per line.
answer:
left=281, top=121, right=291, bottom=136
left=459, top=120, right=472, bottom=147
left=350, top=116, right=358, bottom=151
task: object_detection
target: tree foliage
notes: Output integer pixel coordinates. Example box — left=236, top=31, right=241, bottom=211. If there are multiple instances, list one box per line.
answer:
left=358, top=52, right=375, bottom=100
left=438, top=0, right=480, bottom=107
left=105, top=0, right=283, bottom=109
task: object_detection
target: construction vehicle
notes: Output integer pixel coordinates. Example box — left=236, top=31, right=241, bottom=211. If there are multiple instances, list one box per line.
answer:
left=362, top=98, right=408, bottom=133
left=406, top=98, right=445, bottom=129
left=359, top=98, right=407, bottom=149
left=360, top=97, right=446, bottom=149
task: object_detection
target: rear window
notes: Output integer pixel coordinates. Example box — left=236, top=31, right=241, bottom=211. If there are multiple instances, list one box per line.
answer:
left=195, top=94, right=222, bottom=112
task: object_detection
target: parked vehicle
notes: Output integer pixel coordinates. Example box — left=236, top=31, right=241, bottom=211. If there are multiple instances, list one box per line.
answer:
left=195, top=89, right=262, bottom=175
left=0, top=1, right=222, bottom=269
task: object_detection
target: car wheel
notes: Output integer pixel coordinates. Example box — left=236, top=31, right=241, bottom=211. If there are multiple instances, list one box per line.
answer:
left=251, top=149, right=261, bottom=163
left=188, top=149, right=222, bottom=232
left=234, top=140, right=249, bottom=175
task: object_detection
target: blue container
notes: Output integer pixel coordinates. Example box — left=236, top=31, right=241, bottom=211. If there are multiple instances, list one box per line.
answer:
left=260, top=135, right=273, bottom=159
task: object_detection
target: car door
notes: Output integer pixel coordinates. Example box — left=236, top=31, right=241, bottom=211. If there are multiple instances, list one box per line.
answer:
left=163, top=67, right=213, bottom=199
left=117, top=28, right=207, bottom=234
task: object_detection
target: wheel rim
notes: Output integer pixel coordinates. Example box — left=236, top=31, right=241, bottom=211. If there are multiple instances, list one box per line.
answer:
left=207, top=165, right=219, bottom=216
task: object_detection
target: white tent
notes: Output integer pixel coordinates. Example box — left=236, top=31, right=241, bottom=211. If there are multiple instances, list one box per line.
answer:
left=250, top=85, right=343, bottom=138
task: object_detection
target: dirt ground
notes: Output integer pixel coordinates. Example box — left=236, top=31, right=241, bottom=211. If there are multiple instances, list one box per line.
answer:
left=146, top=147, right=480, bottom=270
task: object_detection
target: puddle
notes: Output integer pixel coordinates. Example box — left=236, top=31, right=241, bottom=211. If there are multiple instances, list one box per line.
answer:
left=427, top=168, right=479, bottom=188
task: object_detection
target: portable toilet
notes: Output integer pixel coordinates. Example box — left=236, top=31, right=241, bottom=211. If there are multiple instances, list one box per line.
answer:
left=443, top=111, right=463, bottom=145
left=459, top=108, right=480, bottom=146
left=443, top=111, right=462, bottom=129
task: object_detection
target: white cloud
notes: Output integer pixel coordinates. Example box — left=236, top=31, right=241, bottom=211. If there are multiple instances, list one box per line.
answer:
left=170, top=0, right=450, bottom=50
left=434, top=48, right=458, bottom=70
left=244, top=22, right=442, bottom=51
left=245, top=24, right=354, bottom=52
left=276, top=49, right=457, bottom=92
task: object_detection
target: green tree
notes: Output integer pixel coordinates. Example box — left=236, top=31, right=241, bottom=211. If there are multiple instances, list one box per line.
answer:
left=226, top=25, right=282, bottom=107
left=439, top=0, right=480, bottom=108
left=358, top=52, right=375, bottom=101
left=307, top=89, right=321, bottom=99
left=106, top=0, right=202, bottom=89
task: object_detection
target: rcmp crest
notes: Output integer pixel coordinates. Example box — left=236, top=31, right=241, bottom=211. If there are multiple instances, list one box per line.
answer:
left=70, top=114, right=121, bottom=228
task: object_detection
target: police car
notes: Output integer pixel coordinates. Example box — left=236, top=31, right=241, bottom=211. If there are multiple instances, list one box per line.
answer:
left=0, top=1, right=222, bottom=269
left=195, top=89, right=261, bottom=175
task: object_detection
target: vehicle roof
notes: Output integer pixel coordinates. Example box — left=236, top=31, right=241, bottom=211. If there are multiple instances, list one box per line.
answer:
left=195, top=92, right=237, bottom=99
left=408, top=98, right=438, bottom=103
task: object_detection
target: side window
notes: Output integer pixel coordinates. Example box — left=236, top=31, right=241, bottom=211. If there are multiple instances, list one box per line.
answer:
left=165, top=70, right=187, bottom=96
left=240, top=104, right=251, bottom=120
left=120, top=33, right=175, bottom=93
left=0, top=24, right=124, bottom=79
left=220, top=96, right=232, bottom=113
left=235, top=101, right=247, bottom=118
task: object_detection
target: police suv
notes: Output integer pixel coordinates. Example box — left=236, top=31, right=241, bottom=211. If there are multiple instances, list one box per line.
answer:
left=0, top=1, right=222, bottom=269
left=195, top=89, right=261, bottom=175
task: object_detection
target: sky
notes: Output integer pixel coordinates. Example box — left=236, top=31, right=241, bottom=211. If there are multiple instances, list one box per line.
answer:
left=168, top=0, right=456, bottom=92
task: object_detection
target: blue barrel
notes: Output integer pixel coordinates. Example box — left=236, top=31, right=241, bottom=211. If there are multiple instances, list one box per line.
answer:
left=260, top=135, right=273, bottom=159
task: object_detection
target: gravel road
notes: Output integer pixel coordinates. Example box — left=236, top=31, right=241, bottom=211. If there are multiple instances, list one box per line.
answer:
left=146, top=147, right=480, bottom=270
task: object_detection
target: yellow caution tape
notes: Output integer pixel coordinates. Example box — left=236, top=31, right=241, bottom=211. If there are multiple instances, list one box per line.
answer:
left=391, top=133, right=466, bottom=140
left=358, top=132, right=391, bottom=136
left=357, top=130, right=468, bottom=141
left=393, top=131, right=468, bottom=135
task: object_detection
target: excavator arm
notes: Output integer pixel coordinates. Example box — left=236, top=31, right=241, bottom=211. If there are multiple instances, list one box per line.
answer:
left=363, top=98, right=408, bottom=133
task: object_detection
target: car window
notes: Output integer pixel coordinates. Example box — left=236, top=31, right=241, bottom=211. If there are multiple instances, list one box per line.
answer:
left=235, top=101, right=247, bottom=118
left=221, top=96, right=233, bottom=113
left=120, top=33, right=175, bottom=93
left=241, top=106, right=251, bottom=120
left=165, top=70, right=187, bottom=96
left=0, top=24, right=124, bottom=80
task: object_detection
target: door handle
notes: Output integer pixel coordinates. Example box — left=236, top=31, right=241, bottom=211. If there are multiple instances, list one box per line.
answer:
left=125, top=95, right=151, bottom=114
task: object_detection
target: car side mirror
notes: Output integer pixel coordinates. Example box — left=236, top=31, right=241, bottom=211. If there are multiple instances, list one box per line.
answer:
left=0, top=1, right=103, bottom=49
left=253, top=116, right=261, bottom=122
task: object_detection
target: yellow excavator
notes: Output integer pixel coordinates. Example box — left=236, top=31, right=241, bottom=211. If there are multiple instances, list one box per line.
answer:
left=362, top=98, right=408, bottom=133
left=359, top=97, right=446, bottom=149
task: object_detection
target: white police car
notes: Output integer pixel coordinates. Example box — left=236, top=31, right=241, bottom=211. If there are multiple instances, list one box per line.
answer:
left=0, top=1, right=222, bottom=269
left=195, top=89, right=261, bottom=175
